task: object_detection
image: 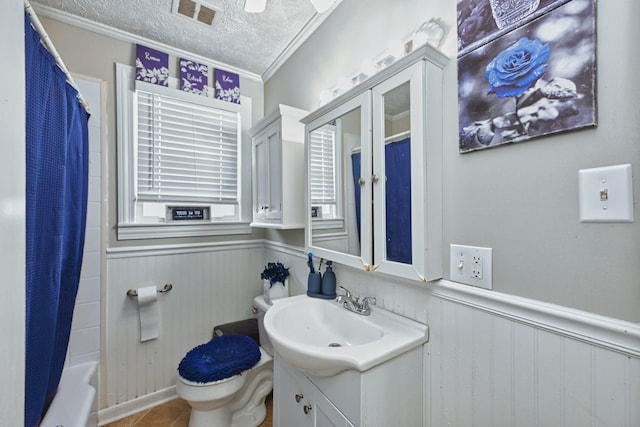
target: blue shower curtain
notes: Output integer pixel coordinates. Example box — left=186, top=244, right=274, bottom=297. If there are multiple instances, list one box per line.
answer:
left=24, top=13, right=90, bottom=427
left=351, top=137, right=412, bottom=264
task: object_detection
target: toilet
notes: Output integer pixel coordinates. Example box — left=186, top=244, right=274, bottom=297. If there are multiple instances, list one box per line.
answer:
left=176, top=295, right=275, bottom=427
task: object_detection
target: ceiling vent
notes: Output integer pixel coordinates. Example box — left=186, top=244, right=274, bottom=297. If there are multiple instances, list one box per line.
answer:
left=173, top=0, right=218, bottom=26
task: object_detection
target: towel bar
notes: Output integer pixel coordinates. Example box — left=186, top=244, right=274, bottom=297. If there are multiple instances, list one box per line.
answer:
left=127, top=283, right=173, bottom=297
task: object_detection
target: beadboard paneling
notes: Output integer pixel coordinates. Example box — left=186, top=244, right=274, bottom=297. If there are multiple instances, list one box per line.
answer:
left=105, top=242, right=264, bottom=407
left=426, top=297, right=640, bottom=427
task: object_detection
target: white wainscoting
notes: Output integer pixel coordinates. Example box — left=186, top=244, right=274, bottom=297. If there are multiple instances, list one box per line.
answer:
left=264, top=243, right=640, bottom=427
left=425, top=295, right=640, bottom=427
left=101, top=240, right=265, bottom=422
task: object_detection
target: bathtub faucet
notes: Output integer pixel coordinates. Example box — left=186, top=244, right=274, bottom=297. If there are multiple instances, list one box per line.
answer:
left=336, top=286, right=376, bottom=316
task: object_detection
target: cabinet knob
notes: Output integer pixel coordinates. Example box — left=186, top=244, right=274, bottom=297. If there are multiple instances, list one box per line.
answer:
left=371, top=174, right=379, bottom=183
left=295, top=393, right=303, bottom=403
left=358, top=177, right=366, bottom=186
left=303, top=404, right=313, bottom=414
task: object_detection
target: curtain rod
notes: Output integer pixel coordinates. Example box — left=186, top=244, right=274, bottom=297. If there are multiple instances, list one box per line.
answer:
left=24, top=0, right=89, bottom=111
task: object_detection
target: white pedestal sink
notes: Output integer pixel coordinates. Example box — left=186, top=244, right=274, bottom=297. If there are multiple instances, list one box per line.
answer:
left=263, top=294, right=428, bottom=376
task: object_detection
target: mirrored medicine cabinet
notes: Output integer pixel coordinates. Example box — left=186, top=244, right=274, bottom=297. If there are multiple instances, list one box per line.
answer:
left=302, top=45, right=449, bottom=282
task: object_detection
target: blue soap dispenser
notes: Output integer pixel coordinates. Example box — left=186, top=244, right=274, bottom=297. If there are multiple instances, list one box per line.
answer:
left=322, top=261, right=336, bottom=297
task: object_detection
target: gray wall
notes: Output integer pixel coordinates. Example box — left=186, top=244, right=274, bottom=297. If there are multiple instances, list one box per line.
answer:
left=265, top=0, right=640, bottom=322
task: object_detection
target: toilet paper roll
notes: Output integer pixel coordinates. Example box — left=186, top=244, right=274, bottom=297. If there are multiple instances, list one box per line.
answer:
left=137, top=286, right=159, bottom=342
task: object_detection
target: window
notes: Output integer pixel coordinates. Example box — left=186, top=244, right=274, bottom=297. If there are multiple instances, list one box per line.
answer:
left=136, top=90, right=239, bottom=205
left=116, top=63, right=252, bottom=239
left=309, top=123, right=339, bottom=220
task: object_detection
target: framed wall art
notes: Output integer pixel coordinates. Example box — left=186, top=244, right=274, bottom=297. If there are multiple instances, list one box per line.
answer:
left=135, top=44, right=169, bottom=86
left=180, top=58, right=209, bottom=96
left=214, top=69, right=241, bottom=104
left=457, top=0, right=597, bottom=153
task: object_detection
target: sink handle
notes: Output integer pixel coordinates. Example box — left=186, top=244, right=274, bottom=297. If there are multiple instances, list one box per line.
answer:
left=361, top=296, right=376, bottom=305
left=338, top=285, right=352, bottom=298
left=360, top=296, right=376, bottom=310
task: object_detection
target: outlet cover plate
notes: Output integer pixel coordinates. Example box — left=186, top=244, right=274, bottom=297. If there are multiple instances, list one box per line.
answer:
left=450, top=244, right=493, bottom=290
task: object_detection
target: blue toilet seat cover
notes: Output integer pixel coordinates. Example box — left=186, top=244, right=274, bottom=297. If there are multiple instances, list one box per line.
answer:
left=178, top=335, right=261, bottom=383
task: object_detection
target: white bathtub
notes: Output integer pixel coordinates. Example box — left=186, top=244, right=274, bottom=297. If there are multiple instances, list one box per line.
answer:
left=40, top=361, right=98, bottom=427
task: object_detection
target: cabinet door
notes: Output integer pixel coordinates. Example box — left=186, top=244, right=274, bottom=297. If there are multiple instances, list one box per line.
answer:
left=275, top=357, right=354, bottom=427
left=275, top=358, right=312, bottom=426
left=372, top=61, right=436, bottom=281
left=266, top=127, right=282, bottom=220
left=254, top=133, right=271, bottom=220
left=253, top=121, right=282, bottom=221
left=307, top=91, right=373, bottom=272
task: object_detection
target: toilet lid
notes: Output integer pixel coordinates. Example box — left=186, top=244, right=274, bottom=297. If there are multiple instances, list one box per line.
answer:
left=178, top=335, right=261, bottom=383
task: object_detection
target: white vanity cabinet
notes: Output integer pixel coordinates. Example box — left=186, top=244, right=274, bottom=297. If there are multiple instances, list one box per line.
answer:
left=251, top=104, right=308, bottom=228
left=303, top=45, right=449, bottom=282
left=273, top=346, right=424, bottom=427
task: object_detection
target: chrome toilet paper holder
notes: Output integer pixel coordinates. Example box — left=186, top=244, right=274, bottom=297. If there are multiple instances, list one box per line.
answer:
left=127, top=283, right=173, bottom=297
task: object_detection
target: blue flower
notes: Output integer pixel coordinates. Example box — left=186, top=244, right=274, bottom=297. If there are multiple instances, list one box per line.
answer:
left=260, top=262, right=290, bottom=287
left=486, top=37, right=550, bottom=98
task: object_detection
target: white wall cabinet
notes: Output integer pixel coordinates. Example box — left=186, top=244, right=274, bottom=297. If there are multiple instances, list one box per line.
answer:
left=251, top=104, right=308, bottom=228
left=303, top=45, right=449, bottom=282
left=273, top=347, right=424, bottom=427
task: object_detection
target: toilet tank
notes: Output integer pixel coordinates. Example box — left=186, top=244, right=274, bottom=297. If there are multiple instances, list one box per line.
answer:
left=253, top=295, right=274, bottom=356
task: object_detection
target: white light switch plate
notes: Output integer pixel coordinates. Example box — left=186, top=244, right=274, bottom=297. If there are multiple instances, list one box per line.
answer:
left=579, top=164, right=634, bottom=222
left=450, top=244, right=492, bottom=290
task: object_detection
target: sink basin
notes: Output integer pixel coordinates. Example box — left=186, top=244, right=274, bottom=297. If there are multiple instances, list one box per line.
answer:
left=263, top=294, right=428, bottom=376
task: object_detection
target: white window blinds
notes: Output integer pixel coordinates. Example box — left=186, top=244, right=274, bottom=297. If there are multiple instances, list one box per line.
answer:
left=309, top=125, right=337, bottom=205
left=136, top=90, right=239, bottom=203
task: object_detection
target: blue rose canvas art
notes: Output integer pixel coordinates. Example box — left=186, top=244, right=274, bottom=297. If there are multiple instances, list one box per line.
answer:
left=458, top=0, right=596, bottom=153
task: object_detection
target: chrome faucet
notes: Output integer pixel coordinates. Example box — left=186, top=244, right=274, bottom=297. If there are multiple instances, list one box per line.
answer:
left=336, top=286, right=376, bottom=316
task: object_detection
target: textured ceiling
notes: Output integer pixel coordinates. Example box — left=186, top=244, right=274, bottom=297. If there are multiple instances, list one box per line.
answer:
left=32, top=0, right=326, bottom=76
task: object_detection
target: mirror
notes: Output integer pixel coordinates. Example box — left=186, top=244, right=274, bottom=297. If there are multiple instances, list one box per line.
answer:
left=309, top=105, right=363, bottom=258
left=380, top=81, right=412, bottom=265
left=307, top=78, right=414, bottom=271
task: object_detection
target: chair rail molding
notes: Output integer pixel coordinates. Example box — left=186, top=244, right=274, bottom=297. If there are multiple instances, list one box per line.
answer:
left=431, top=279, right=640, bottom=358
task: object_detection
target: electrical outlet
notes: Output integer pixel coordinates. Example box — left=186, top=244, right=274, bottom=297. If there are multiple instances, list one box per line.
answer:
left=450, top=244, right=492, bottom=290
left=471, top=255, right=483, bottom=279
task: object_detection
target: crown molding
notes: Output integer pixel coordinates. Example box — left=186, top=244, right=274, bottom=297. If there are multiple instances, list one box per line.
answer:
left=262, top=0, right=342, bottom=82
left=30, top=3, right=263, bottom=83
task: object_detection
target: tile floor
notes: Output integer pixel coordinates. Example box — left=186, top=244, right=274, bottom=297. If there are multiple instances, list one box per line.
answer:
left=103, top=393, right=273, bottom=427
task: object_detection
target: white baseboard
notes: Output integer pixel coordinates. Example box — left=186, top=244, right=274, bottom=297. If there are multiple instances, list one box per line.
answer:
left=98, top=386, right=178, bottom=425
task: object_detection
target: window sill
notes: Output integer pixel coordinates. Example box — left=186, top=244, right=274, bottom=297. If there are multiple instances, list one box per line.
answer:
left=311, top=218, right=345, bottom=230
left=117, top=221, right=252, bottom=240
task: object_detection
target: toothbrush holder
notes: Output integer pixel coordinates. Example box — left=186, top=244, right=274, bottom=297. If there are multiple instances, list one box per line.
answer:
left=307, top=272, right=322, bottom=294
